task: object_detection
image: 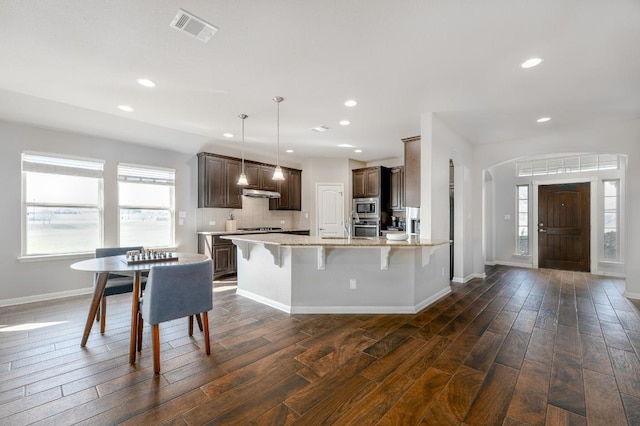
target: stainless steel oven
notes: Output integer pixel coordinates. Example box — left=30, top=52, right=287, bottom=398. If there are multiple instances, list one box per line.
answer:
left=353, top=220, right=380, bottom=237
left=353, top=198, right=379, bottom=219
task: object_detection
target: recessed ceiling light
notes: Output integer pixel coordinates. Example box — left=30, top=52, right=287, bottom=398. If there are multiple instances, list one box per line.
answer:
left=338, top=144, right=354, bottom=148
left=311, top=125, right=330, bottom=132
left=354, top=149, right=362, bottom=153
left=344, top=99, right=358, bottom=107
left=223, top=133, right=234, bottom=138
left=521, top=58, right=543, bottom=69
left=536, top=117, right=551, bottom=123
left=118, top=105, right=133, bottom=112
left=136, top=78, right=156, bottom=88
left=286, top=149, right=294, bottom=153
left=339, top=120, right=350, bottom=126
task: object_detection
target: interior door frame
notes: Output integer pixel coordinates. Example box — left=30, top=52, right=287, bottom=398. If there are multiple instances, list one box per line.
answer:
left=532, top=176, right=597, bottom=271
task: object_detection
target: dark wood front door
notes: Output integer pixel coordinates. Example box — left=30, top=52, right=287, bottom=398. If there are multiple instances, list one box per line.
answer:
left=538, top=183, right=590, bottom=271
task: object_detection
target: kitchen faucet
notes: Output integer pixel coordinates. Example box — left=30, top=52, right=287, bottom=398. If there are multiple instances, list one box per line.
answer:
left=344, top=210, right=360, bottom=239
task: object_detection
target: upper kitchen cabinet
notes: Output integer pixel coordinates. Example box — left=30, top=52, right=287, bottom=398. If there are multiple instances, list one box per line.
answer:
left=243, top=163, right=260, bottom=188
left=260, top=165, right=277, bottom=191
left=403, top=136, right=420, bottom=207
left=198, top=153, right=242, bottom=208
left=389, top=166, right=405, bottom=211
left=199, top=152, right=302, bottom=210
left=352, top=166, right=389, bottom=198
left=270, top=168, right=302, bottom=211
left=243, top=163, right=276, bottom=191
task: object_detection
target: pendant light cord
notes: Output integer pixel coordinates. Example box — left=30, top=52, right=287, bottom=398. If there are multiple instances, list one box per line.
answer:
left=276, top=100, right=280, bottom=167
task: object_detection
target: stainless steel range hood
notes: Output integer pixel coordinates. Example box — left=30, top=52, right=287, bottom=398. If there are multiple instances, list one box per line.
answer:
left=242, top=188, right=281, bottom=199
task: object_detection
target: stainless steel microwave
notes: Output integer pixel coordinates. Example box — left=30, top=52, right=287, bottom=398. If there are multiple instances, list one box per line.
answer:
left=353, top=198, right=379, bottom=218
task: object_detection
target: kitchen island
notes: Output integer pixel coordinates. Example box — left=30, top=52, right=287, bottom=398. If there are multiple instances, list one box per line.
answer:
left=222, top=233, right=451, bottom=314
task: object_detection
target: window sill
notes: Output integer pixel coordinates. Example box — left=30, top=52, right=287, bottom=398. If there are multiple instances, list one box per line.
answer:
left=18, top=252, right=94, bottom=263
left=512, top=254, right=531, bottom=259
left=599, top=260, right=623, bottom=265
left=18, top=247, right=178, bottom=263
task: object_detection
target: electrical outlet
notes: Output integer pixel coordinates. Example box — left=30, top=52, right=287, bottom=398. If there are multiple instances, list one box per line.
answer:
left=280, top=220, right=285, bottom=225
left=349, top=278, right=357, bottom=290
left=178, top=218, right=184, bottom=226
left=304, top=212, right=309, bottom=219
left=209, top=221, right=216, bottom=226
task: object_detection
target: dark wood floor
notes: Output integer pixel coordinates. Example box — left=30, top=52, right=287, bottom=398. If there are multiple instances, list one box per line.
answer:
left=1, top=266, right=640, bottom=425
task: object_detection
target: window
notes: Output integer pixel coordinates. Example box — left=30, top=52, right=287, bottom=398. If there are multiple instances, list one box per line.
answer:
left=603, top=180, right=619, bottom=260
left=118, top=164, right=175, bottom=248
left=517, top=154, right=619, bottom=177
left=517, top=185, right=529, bottom=255
left=22, top=153, right=103, bottom=255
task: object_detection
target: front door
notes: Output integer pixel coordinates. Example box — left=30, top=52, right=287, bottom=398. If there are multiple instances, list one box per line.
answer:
left=316, top=184, right=344, bottom=237
left=538, top=183, right=590, bottom=271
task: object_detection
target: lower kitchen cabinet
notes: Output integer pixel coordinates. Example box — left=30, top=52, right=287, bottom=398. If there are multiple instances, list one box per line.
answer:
left=198, top=234, right=237, bottom=280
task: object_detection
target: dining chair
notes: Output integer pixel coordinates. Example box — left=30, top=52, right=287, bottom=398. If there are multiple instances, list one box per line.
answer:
left=95, top=246, right=147, bottom=334
left=138, top=259, right=213, bottom=374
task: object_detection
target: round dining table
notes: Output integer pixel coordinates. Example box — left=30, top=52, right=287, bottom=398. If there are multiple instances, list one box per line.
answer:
left=71, top=252, right=208, bottom=364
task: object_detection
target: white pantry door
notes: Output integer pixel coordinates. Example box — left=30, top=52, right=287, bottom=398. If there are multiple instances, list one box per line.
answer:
left=316, top=183, right=344, bottom=237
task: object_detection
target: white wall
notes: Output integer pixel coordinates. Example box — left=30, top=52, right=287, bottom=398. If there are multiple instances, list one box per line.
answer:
left=472, top=117, right=640, bottom=298
left=0, top=121, right=198, bottom=304
left=302, top=157, right=356, bottom=235
left=420, top=113, right=475, bottom=282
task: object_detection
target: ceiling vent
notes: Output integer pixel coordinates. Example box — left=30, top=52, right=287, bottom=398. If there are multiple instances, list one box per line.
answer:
left=170, top=9, right=218, bottom=43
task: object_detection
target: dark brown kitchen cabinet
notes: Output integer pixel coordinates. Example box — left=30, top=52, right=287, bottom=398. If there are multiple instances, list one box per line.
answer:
left=389, top=166, right=405, bottom=211
left=225, top=159, right=242, bottom=208
left=269, top=168, right=302, bottom=211
left=289, top=169, right=301, bottom=210
left=198, top=153, right=243, bottom=208
left=198, top=152, right=301, bottom=210
left=198, top=234, right=236, bottom=279
left=403, top=136, right=420, bottom=207
left=244, top=163, right=260, bottom=188
left=197, top=154, right=241, bottom=208
left=260, top=166, right=277, bottom=191
left=352, top=166, right=385, bottom=198
left=199, top=155, right=224, bottom=207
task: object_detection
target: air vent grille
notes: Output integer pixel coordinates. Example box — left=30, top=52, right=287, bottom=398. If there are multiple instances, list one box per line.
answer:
left=170, top=9, right=218, bottom=43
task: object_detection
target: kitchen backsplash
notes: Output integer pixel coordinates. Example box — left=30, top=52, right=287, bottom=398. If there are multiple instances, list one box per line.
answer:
left=197, top=196, right=310, bottom=231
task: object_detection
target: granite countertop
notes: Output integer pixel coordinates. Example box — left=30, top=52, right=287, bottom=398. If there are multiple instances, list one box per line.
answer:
left=221, top=233, right=450, bottom=247
left=197, top=228, right=310, bottom=236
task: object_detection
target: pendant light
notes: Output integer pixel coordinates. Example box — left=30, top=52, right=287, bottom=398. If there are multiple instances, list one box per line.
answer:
left=237, top=114, right=249, bottom=186
left=272, top=96, right=285, bottom=181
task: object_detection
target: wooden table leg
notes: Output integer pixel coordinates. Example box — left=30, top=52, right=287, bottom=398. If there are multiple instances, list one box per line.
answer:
left=81, top=272, right=108, bottom=347
left=129, top=271, right=141, bottom=364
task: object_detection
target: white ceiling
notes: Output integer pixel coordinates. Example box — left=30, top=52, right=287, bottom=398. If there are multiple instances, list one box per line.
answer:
left=1, top=0, right=639, bottom=163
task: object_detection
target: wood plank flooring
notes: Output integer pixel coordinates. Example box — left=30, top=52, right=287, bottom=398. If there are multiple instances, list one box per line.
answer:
left=1, top=266, right=640, bottom=425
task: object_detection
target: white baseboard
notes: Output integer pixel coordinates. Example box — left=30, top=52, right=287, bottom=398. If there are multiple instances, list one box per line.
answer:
left=487, top=261, right=534, bottom=268
left=414, top=287, right=451, bottom=312
left=235, top=289, right=292, bottom=314
left=592, top=271, right=626, bottom=278
left=0, top=288, right=93, bottom=308
left=237, top=287, right=452, bottom=314
left=623, top=290, right=640, bottom=300
left=452, top=273, right=486, bottom=284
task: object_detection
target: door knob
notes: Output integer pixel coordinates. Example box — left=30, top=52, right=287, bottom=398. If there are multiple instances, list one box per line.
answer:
left=538, top=229, right=547, bottom=233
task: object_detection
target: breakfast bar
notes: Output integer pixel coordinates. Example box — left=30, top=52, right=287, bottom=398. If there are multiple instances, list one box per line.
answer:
left=222, top=234, right=450, bottom=314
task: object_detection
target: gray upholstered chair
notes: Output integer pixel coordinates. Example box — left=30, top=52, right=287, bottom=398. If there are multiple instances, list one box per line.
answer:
left=95, top=246, right=147, bottom=334
left=138, top=259, right=213, bottom=374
